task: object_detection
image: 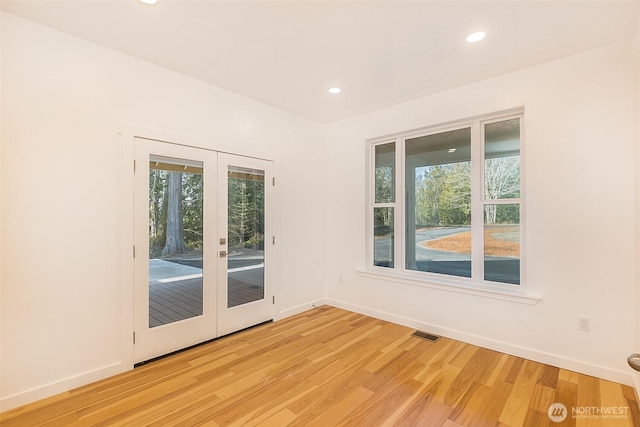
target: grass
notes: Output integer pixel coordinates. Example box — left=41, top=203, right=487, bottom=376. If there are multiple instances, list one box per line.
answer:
left=424, top=226, right=519, bottom=257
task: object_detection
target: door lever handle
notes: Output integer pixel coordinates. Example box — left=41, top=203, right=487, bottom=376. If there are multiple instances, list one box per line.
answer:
left=219, top=250, right=227, bottom=258
left=628, top=354, right=640, bottom=371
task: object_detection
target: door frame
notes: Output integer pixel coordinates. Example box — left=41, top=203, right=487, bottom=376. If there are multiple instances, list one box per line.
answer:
left=120, top=125, right=279, bottom=368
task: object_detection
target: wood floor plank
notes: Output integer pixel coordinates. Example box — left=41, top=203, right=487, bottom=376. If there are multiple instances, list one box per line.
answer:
left=597, top=378, right=636, bottom=427
left=447, top=381, right=489, bottom=425
left=254, top=408, right=296, bottom=427
left=499, top=359, right=542, bottom=426
left=576, top=374, right=602, bottom=427
left=338, top=363, right=426, bottom=426
left=444, top=347, right=501, bottom=407
left=393, top=398, right=455, bottom=427
left=537, top=364, right=560, bottom=389
left=461, top=379, right=513, bottom=427
left=559, top=368, right=581, bottom=384
left=287, top=353, right=377, bottom=419
left=1, top=306, right=637, bottom=427
left=502, top=356, right=525, bottom=384
left=532, top=384, right=556, bottom=417
left=555, top=378, right=579, bottom=425
left=304, top=386, right=374, bottom=427
left=522, top=407, right=549, bottom=427
left=76, top=372, right=199, bottom=425
left=486, top=353, right=510, bottom=388
left=420, top=361, right=462, bottom=405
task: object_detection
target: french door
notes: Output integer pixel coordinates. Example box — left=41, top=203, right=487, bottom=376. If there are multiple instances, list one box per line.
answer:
left=217, top=153, right=273, bottom=336
left=133, top=138, right=273, bottom=363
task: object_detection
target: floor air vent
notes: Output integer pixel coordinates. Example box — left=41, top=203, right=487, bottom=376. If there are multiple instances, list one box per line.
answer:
left=412, top=330, right=440, bottom=342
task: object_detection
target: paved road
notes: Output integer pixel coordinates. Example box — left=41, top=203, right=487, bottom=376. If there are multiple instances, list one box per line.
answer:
left=415, top=227, right=470, bottom=242
left=414, top=227, right=471, bottom=261
left=374, top=226, right=471, bottom=264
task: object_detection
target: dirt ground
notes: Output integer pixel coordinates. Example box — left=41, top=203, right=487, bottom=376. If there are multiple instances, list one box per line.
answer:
left=424, top=227, right=519, bottom=257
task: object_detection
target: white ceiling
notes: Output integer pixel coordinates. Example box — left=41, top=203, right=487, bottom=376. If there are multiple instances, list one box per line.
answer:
left=3, top=0, right=639, bottom=124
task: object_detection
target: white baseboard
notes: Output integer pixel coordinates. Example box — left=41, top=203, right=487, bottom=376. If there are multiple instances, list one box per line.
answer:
left=275, top=298, right=328, bottom=321
left=325, top=298, right=634, bottom=387
left=0, top=361, right=129, bottom=412
left=631, top=372, right=640, bottom=406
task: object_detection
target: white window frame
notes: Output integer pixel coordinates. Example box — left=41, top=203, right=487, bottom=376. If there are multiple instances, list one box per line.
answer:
left=363, top=109, right=540, bottom=305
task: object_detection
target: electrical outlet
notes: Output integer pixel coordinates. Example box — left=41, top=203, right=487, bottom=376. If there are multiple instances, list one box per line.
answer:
left=578, top=317, right=591, bottom=332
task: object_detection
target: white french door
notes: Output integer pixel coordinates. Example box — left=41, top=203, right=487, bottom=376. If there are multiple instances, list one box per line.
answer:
left=133, top=138, right=273, bottom=363
left=217, top=153, right=274, bottom=336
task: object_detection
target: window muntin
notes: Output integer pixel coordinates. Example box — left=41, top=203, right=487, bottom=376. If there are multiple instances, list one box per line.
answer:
left=368, top=112, right=523, bottom=288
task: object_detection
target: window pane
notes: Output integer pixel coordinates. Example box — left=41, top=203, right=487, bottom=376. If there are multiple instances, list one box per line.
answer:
left=227, top=166, right=265, bottom=308
left=484, top=204, right=520, bottom=284
left=374, top=207, right=394, bottom=268
left=148, top=158, right=204, bottom=328
left=405, top=128, right=472, bottom=278
left=485, top=118, right=520, bottom=199
left=375, top=143, right=395, bottom=203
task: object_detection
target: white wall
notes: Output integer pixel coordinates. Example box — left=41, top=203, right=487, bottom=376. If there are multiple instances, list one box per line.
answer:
left=634, top=16, right=640, bottom=393
left=324, top=41, right=637, bottom=384
left=0, top=13, right=325, bottom=410
left=0, top=10, right=4, bottom=409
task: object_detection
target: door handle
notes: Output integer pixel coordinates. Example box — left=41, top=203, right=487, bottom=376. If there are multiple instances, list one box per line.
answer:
left=628, top=354, right=640, bottom=371
left=219, top=250, right=227, bottom=258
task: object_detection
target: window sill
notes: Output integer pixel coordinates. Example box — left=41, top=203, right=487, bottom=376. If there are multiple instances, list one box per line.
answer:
left=357, top=268, right=542, bottom=305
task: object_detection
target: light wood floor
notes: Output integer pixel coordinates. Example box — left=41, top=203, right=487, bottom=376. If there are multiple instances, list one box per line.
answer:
left=2, top=306, right=638, bottom=426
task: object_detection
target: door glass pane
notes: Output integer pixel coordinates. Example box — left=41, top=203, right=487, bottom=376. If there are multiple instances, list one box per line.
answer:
left=485, top=118, right=521, bottom=199
left=373, top=207, right=394, bottom=268
left=228, top=166, right=265, bottom=307
left=484, top=204, right=520, bottom=285
left=375, top=142, right=395, bottom=203
left=405, top=128, right=472, bottom=277
left=148, top=156, right=204, bottom=328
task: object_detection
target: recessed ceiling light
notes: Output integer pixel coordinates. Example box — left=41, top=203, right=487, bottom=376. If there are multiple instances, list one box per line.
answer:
left=328, top=87, right=342, bottom=94
left=139, top=0, right=158, bottom=4
left=466, top=32, right=486, bottom=43
left=448, top=148, right=457, bottom=153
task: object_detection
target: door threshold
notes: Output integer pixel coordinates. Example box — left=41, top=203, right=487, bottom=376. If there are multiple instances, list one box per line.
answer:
left=134, top=319, right=273, bottom=367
